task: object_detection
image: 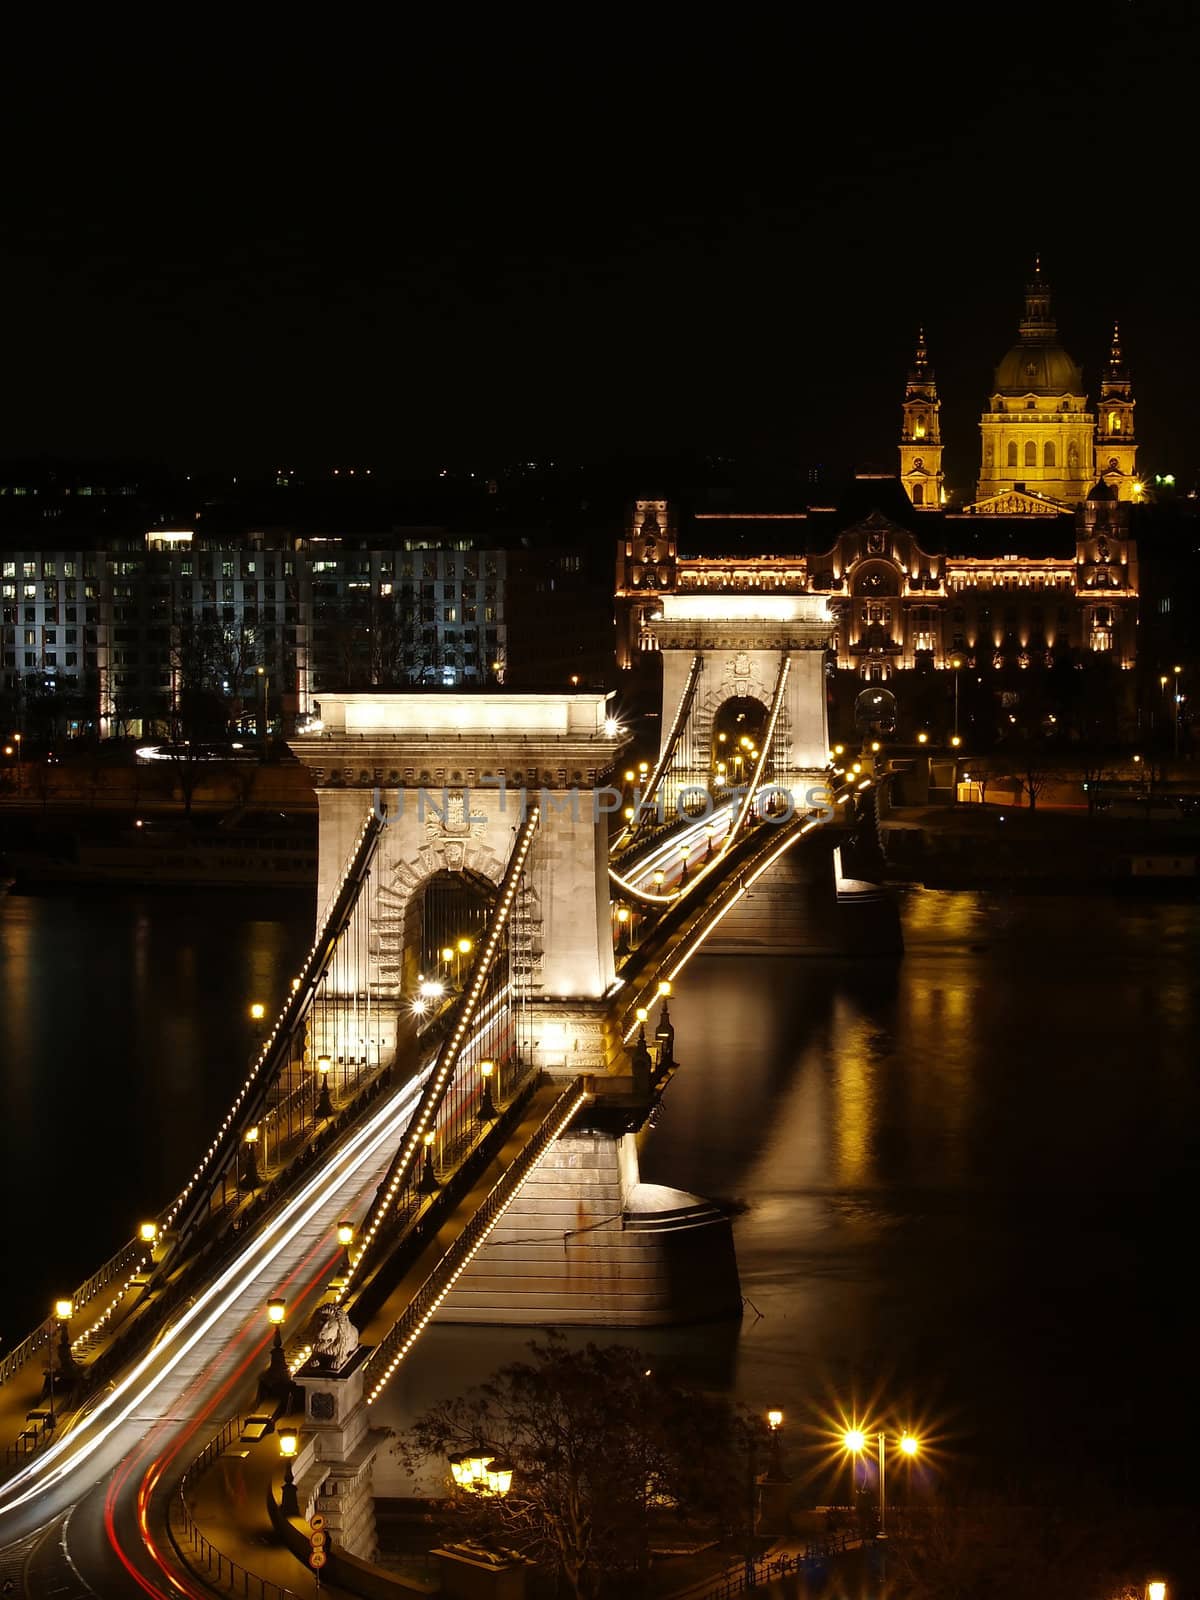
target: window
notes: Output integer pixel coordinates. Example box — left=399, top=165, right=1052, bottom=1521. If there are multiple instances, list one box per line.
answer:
left=1023, top=441, right=1036, bottom=468
left=1044, top=442, right=1056, bottom=468
left=912, top=484, right=924, bottom=505
left=1006, top=441, right=1018, bottom=468
left=1110, top=411, right=1121, bottom=432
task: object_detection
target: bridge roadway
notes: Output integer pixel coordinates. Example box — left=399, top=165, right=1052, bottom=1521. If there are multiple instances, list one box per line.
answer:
left=0, top=1062, right=432, bottom=1593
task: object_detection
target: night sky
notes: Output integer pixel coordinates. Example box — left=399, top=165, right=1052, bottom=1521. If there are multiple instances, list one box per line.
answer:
left=3, top=6, right=1197, bottom=492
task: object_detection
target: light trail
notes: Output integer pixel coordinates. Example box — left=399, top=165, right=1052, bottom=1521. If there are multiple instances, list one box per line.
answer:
left=0, top=1064, right=430, bottom=1521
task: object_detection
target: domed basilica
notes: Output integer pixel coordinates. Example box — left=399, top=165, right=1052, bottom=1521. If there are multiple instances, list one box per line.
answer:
left=616, top=266, right=1141, bottom=718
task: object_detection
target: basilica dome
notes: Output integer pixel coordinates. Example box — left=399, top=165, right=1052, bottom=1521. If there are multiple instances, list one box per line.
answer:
left=993, top=339, right=1083, bottom=397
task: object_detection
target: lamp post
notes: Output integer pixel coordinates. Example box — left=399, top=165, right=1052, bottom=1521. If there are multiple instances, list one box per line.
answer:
left=766, top=1409, right=784, bottom=1480
left=449, top=1447, right=514, bottom=1498
left=843, top=1429, right=919, bottom=1540
left=478, top=1059, right=497, bottom=1121
left=264, top=1297, right=291, bottom=1398
left=419, top=1129, right=439, bottom=1193
left=256, top=664, right=269, bottom=759
left=13, top=732, right=22, bottom=795
left=241, top=1125, right=261, bottom=1189
left=46, top=1298, right=75, bottom=1426
left=655, top=981, right=675, bottom=1071
left=336, top=1220, right=354, bottom=1281
left=278, top=1427, right=300, bottom=1517
left=1174, top=665, right=1183, bottom=759
left=948, top=655, right=963, bottom=744
left=316, top=1055, right=334, bottom=1120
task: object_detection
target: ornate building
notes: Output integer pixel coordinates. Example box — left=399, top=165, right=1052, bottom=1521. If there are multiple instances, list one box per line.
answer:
left=969, top=263, right=1139, bottom=508
left=616, top=481, right=1137, bottom=686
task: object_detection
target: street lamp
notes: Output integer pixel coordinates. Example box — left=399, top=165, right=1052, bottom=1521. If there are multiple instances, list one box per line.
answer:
left=12, top=732, right=22, bottom=795
left=842, top=1428, right=867, bottom=1516
left=766, top=1409, right=784, bottom=1479
left=1173, top=665, right=1183, bottom=759
left=478, top=1059, right=497, bottom=1121
left=316, top=1055, right=334, bottom=1119
left=949, top=655, right=963, bottom=742
left=419, top=1129, right=439, bottom=1193
left=278, top=1427, right=300, bottom=1517
left=46, top=1298, right=75, bottom=1426
left=332, top=1220, right=355, bottom=1284
left=449, top=1447, right=514, bottom=1497
left=877, top=1431, right=919, bottom=1540
left=241, top=1125, right=261, bottom=1189
left=1147, top=1582, right=1167, bottom=1600
left=263, top=1297, right=291, bottom=1398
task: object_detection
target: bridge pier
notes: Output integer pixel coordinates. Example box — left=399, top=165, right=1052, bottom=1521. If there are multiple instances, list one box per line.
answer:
left=705, top=832, right=903, bottom=956
left=436, top=1124, right=741, bottom=1327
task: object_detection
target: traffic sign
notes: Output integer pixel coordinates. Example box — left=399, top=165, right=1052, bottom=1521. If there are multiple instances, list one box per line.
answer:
left=310, top=1531, right=327, bottom=1550
left=310, top=1550, right=327, bottom=1570
left=309, top=1514, right=325, bottom=1532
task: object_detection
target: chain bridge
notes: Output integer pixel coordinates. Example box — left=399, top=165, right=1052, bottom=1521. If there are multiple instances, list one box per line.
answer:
left=0, top=591, right=899, bottom=1581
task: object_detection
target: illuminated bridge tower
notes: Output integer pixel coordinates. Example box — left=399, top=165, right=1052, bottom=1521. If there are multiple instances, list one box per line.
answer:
left=646, top=592, right=833, bottom=818
left=290, top=692, right=742, bottom=1328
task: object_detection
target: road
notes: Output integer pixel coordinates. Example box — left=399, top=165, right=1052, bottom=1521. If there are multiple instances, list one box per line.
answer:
left=0, top=1068, right=429, bottom=1596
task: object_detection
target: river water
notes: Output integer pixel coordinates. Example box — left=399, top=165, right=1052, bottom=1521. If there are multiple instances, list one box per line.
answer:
left=1, top=883, right=1195, bottom=1504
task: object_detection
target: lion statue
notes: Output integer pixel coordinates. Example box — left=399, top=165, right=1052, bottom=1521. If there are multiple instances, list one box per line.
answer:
left=311, top=1303, right=359, bottom=1369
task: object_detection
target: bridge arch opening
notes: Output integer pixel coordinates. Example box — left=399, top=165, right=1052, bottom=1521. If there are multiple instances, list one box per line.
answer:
left=711, top=695, right=768, bottom=786
left=414, top=868, right=499, bottom=989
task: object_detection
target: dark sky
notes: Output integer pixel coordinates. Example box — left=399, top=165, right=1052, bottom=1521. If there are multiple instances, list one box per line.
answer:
left=3, top=5, right=1197, bottom=491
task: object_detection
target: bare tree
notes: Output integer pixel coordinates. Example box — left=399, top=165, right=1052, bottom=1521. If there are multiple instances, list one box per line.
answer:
left=399, top=1337, right=743, bottom=1600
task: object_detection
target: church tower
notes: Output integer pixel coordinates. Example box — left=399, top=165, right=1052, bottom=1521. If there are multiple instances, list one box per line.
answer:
left=1094, top=322, right=1139, bottom=501
left=977, top=262, right=1095, bottom=506
left=898, top=329, right=944, bottom=508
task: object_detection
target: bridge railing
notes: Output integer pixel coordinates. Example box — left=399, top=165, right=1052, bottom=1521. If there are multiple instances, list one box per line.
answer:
left=363, top=1074, right=591, bottom=1405
left=0, top=1236, right=147, bottom=1388
left=170, top=1413, right=305, bottom=1600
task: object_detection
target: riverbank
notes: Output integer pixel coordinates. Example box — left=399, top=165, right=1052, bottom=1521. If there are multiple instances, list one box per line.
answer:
left=879, top=801, right=1199, bottom=890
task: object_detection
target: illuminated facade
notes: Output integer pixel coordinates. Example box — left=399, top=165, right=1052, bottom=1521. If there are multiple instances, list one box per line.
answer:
left=971, top=264, right=1139, bottom=507
left=616, top=478, right=1138, bottom=684
left=898, top=329, right=944, bottom=509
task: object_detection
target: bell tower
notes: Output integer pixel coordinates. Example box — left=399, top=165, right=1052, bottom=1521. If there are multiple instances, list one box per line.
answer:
left=898, top=329, right=944, bottom=508
left=1095, top=322, right=1139, bottom=501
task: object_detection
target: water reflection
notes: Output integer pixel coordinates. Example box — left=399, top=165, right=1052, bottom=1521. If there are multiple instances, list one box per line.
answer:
left=0, top=887, right=312, bottom=1343
left=3, top=882, right=1198, bottom=1503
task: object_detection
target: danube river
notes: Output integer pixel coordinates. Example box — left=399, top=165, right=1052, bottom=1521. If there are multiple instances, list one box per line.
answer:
left=1, top=883, right=1195, bottom=1503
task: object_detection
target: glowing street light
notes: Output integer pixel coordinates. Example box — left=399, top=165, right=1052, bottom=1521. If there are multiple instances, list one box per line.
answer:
left=278, top=1426, right=300, bottom=1516
left=316, top=1055, right=334, bottom=1119
left=478, top=1059, right=497, bottom=1121
left=419, top=1129, right=439, bottom=1194
left=47, top=1298, right=75, bottom=1427
left=449, top=1447, right=513, bottom=1496
left=333, top=1219, right=355, bottom=1281
left=262, top=1297, right=291, bottom=1399
left=241, top=1124, right=261, bottom=1189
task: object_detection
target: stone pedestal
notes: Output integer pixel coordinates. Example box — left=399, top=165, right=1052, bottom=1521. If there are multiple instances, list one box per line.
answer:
left=293, top=1345, right=380, bottom=1561
left=434, top=1545, right=528, bottom=1600
left=757, top=1476, right=794, bottom=1536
